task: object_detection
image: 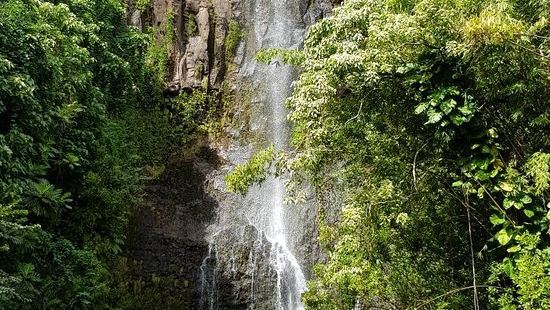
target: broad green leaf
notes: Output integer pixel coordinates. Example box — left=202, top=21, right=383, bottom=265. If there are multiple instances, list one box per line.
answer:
left=499, top=182, right=513, bottom=192
left=441, top=99, right=457, bottom=114
left=458, top=104, right=473, bottom=115
left=474, top=169, right=492, bottom=181
left=502, top=258, right=515, bottom=278
left=477, top=186, right=485, bottom=199
left=414, top=102, right=429, bottom=114
left=450, top=113, right=466, bottom=125
left=490, top=214, right=506, bottom=226
left=503, top=198, right=514, bottom=209
left=495, top=227, right=513, bottom=245
left=523, top=209, right=535, bottom=218
left=425, top=110, right=443, bottom=124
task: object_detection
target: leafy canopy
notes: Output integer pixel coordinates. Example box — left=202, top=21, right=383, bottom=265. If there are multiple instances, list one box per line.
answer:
left=232, top=0, right=550, bottom=308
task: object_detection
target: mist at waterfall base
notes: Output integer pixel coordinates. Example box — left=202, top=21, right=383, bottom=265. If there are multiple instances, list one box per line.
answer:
left=198, top=0, right=310, bottom=309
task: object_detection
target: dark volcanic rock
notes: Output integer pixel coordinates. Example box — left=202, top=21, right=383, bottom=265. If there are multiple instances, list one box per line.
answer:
left=125, top=149, right=220, bottom=308
left=122, top=0, right=337, bottom=308
left=200, top=225, right=278, bottom=310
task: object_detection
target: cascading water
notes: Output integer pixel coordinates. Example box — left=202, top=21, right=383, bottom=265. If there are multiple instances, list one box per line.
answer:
left=260, top=0, right=308, bottom=308
left=199, top=0, right=314, bottom=308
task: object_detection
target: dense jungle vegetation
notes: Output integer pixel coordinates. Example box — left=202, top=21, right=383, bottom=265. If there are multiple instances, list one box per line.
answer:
left=0, top=0, right=199, bottom=307
left=231, top=0, right=550, bottom=309
left=1, top=0, right=549, bottom=308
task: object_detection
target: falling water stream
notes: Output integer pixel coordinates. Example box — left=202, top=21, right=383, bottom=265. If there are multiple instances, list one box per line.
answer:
left=263, top=0, right=308, bottom=308
left=248, top=0, right=308, bottom=308
left=200, top=0, right=309, bottom=308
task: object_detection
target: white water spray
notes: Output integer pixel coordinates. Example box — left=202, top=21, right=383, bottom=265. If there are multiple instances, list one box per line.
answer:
left=200, top=0, right=309, bottom=308
left=251, top=0, right=308, bottom=308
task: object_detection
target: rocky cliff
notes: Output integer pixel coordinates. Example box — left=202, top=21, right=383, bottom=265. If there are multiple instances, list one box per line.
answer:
left=127, top=0, right=239, bottom=92
left=126, top=0, right=334, bottom=92
left=124, top=0, right=336, bottom=308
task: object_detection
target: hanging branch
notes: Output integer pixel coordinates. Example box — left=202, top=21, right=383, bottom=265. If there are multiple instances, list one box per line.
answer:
left=464, top=192, right=480, bottom=310
left=412, top=142, right=428, bottom=191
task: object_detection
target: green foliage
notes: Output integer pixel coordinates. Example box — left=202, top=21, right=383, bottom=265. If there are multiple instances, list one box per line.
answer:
left=256, top=48, right=306, bottom=66
left=526, top=152, right=550, bottom=195
left=0, top=0, right=174, bottom=307
left=109, top=256, right=193, bottom=309
left=145, top=9, right=175, bottom=90
left=135, top=0, right=151, bottom=11
left=170, top=89, right=212, bottom=144
left=0, top=204, right=29, bottom=249
left=70, top=107, right=174, bottom=258
left=185, top=12, right=198, bottom=37
left=226, top=146, right=275, bottom=194
left=225, top=19, right=243, bottom=59
left=231, top=0, right=549, bottom=308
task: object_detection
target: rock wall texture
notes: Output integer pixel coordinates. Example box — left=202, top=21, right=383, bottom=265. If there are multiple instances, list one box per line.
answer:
left=126, top=0, right=334, bottom=92
left=127, top=0, right=239, bottom=91
left=124, top=0, right=336, bottom=308
left=125, top=148, right=220, bottom=308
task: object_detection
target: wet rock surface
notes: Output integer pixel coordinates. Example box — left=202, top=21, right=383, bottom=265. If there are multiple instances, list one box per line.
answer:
left=124, top=0, right=336, bottom=308
left=201, top=225, right=279, bottom=309
left=126, top=149, right=220, bottom=307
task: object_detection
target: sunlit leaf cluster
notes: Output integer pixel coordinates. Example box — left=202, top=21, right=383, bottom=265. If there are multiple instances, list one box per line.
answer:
left=235, top=0, right=550, bottom=308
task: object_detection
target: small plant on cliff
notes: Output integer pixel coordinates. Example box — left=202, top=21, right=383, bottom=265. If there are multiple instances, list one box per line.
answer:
left=185, top=12, right=198, bottom=37
left=226, top=146, right=275, bottom=194
left=170, top=89, right=213, bottom=144
left=135, top=0, right=151, bottom=11
left=225, top=19, right=243, bottom=59
left=145, top=9, right=175, bottom=91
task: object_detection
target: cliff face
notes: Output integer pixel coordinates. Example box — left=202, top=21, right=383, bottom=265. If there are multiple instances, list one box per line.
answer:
left=127, top=0, right=334, bottom=92
left=128, top=0, right=238, bottom=91
left=125, top=0, right=335, bottom=308
left=126, top=149, right=220, bottom=307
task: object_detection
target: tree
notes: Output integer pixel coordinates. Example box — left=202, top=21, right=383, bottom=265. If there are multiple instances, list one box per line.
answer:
left=231, top=0, right=549, bottom=308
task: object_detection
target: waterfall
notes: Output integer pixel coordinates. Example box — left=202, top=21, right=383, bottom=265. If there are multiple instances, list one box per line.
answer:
left=248, top=0, right=308, bottom=308
left=200, top=0, right=309, bottom=308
